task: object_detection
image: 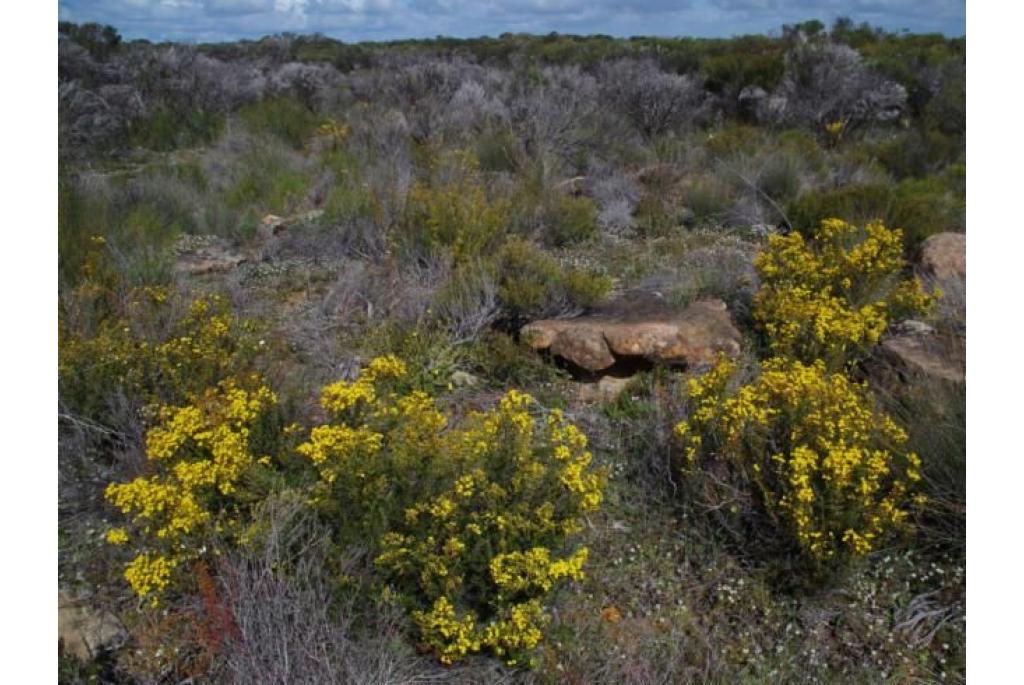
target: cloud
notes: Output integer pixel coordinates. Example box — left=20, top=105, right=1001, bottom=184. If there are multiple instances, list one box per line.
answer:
left=56, top=0, right=965, bottom=42
left=204, top=1, right=274, bottom=16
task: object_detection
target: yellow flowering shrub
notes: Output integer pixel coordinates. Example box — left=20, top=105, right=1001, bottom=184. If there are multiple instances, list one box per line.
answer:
left=297, top=357, right=605, bottom=666
left=675, top=356, right=924, bottom=565
left=753, top=218, right=935, bottom=365
left=60, top=292, right=264, bottom=420
left=105, top=376, right=279, bottom=602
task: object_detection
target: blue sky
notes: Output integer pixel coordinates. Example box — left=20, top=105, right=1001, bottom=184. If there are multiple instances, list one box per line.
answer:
left=58, top=0, right=966, bottom=43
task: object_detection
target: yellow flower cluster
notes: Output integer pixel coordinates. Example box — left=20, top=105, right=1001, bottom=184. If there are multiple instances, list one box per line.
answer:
left=824, top=120, right=846, bottom=145
left=409, top=595, right=549, bottom=666
left=319, top=355, right=407, bottom=414
left=676, top=356, right=923, bottom=562
left=60, top=293, right=263, bottom=419
left=123, top=553, right=177, bottom=599
left=754, top=219, right=935, bottom=365
left=317, top=118, right=351, bottom=149
left=105, top=377, right=278, bottom=601
left=297, top=357, right=604, bottom=666
left=489, top=547, right=588, bottom=594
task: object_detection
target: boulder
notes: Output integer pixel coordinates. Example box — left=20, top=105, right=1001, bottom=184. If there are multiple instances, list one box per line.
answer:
left=577, top=375, right=633, bottom=403
left=450, top=370, right=482, bottom=389
left=522, top=295, right=742, bottom=374
left=257, top=214, right=289, bottom=241
left=58, top=590, right=127, bottom=662
left=257, top=209, right=324, bottom=242
left=918, top=232, right=966, bottom=282
left=877, top=330, right=965, bottom=385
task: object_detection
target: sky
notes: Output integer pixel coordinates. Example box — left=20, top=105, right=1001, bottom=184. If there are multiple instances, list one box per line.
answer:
left=57, top=0, right=966, bottom=43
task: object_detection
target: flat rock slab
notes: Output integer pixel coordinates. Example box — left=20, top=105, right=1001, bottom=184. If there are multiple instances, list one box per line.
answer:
left=173, top=236, right=247, bottom=276
left=522, top=296, right=742, bottom=374
left=59, top=590, right=127, bottom=662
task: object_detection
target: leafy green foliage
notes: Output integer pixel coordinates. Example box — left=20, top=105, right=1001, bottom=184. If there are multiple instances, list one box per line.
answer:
left=239, top=97, right=321, bottom=149
left=494, top=238, right=610, bottom=322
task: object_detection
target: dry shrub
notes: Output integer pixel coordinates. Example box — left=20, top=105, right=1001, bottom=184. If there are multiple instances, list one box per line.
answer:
left=220, top=495, right=440, bottom=684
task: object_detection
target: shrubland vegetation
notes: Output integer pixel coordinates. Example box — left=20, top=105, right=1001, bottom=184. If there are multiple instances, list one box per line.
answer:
left=59, top=18, right=965, bottom=683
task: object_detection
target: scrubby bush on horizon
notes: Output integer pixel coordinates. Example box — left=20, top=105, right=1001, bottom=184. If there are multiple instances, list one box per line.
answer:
left=599, top=58, right=708, bottom=138
left=764, top=36, right=908, bottom=131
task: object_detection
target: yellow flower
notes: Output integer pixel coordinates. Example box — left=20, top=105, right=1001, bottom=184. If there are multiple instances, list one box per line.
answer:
left=105, top=528, right=129, bottom=545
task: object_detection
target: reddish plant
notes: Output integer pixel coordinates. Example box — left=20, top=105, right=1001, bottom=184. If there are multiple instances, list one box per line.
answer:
left=195, top=560, right=240, bottom=656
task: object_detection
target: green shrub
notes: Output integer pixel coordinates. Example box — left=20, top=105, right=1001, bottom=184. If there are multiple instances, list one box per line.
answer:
left=776, top=129, right=825, bottom=167
left=323, top=182, right=378, bottom=224
left=756, top=151, right=803, bottom=206
left=870, top=127, right=960, bottom=179
left=632, top=192, right=689, bottom=237
left=468, top=331, right=565, bottom=387
left=706, top=124, right=762, bottom=158
left=680, top=175, right=735, bottom=225
left=58, top=179, right=185, bottom=289
left=787, top=183, right=893, bottom=238
left=788, top=173, right=964, bottom=251
left=400, top=151, right=510, bottom=262
left=129, top=107, right=224, bottom=152
left=543, top=194, right=599, bottom=247
left=493, top=238, right=611, bottom=321
left=238, top=97, right=320, bottom=149
left=889, top=170, right=965, bottom=246
left=226, top=148, right=310, bottom=217
left=475, top=129, right=520, bottom=173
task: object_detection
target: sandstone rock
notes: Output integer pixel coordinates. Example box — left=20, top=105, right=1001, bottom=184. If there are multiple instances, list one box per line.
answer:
left=878, top=331, right=965, bottom=385
left=58, top=590, right=127, bottom=662
left=522, top=295, right=742, bottom=374
left=918, top=232, right=966, bottom=282
left=451, top=370, right=481, bottom=388
left=577, top=375, right=632, bottom=403
left=549, top=323, right=616, bottom=372
left=258, top=214, right=289, bottom=241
